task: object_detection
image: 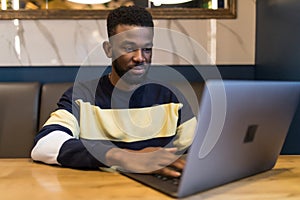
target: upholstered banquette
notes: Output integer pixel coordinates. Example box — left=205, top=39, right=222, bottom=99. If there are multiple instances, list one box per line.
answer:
left=0, top=81, right=203, bottom=158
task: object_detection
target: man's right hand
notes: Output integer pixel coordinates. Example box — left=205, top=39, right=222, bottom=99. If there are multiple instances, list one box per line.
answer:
left=105, top=147, right=185, bottom=177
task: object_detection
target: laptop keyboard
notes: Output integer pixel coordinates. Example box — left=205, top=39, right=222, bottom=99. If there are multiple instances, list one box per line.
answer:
left=121, top=170, right=182, bottom=197
left=153, top=174, right=180, bottom=185
left=121, top=155, right=187, bottom=197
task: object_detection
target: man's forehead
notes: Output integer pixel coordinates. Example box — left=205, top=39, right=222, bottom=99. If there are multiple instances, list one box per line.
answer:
left=110, top=25, right=154, bottom=41
left=115, top=24, right=152, bottom=33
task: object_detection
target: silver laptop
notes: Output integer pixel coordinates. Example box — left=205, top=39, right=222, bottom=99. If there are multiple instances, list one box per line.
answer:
left=121, top=80, right=300, bottom=198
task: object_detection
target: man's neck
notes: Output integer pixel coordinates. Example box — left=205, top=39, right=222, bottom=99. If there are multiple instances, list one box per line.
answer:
left=109, top=73, right=140, bottom=91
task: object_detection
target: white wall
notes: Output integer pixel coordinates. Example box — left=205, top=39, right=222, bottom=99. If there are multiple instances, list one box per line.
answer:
left=0, top=0, right=255, bottom=66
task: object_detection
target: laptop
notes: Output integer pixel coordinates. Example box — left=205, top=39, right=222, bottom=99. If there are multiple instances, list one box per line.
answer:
left=120, top=80, right=300, bottom=198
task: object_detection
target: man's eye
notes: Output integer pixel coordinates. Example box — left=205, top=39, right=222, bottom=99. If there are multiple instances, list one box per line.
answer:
left=124, top=46, right=135, bottom=52
left=142, top=48, right=152, bottom=53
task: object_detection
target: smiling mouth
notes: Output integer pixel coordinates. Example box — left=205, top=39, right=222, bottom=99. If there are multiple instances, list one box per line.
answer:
left=129, top=65, right=146, bottom=75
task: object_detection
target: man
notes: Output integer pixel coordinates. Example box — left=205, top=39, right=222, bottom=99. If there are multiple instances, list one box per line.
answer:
left=31, top=6, right=197, bottom=177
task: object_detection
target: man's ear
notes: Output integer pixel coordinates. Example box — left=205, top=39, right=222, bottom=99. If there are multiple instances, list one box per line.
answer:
left=103, top=41, right=112, bottom=58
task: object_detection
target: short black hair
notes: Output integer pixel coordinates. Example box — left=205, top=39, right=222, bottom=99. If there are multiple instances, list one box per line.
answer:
left=107, top=6, right=154, bottom=37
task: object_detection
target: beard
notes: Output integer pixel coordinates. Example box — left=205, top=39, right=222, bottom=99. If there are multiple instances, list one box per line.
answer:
left=112, top=60, right=150, bottom=85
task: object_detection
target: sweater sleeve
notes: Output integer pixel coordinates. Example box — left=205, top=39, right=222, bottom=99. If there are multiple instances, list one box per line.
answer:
left=31, top=84, right=114, bottom=169
left=31, top=128, right=114, bottom=169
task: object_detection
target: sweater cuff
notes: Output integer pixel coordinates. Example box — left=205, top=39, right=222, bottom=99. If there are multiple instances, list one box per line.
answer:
left=58, top=138, right=114, bottom=169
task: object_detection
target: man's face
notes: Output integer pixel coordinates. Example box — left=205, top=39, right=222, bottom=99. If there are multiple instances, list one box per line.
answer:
left=109, top=25, right=154, bottom=85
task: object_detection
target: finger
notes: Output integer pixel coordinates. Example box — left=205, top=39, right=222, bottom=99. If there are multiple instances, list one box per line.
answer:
left=171, top=159, right=186, bottom=170
left=157, top=167, right=181, bottom=177
left=164, top=147, right=178, bottom=153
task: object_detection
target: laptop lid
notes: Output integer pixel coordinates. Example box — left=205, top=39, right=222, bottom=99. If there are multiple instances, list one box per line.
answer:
left=178, top=80, right=300, bottom=197
left=121, top=80, right=300, bottom=198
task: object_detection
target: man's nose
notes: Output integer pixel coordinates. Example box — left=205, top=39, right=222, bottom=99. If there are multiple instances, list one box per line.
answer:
left=133, top=49, right=145, bottom=63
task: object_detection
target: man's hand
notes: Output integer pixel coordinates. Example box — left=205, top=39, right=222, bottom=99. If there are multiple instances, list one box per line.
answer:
left=106, top=147, right=186, bottom=177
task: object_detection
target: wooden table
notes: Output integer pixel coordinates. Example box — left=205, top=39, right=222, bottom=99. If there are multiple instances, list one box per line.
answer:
left=0, top=156, right=299, bottom=200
